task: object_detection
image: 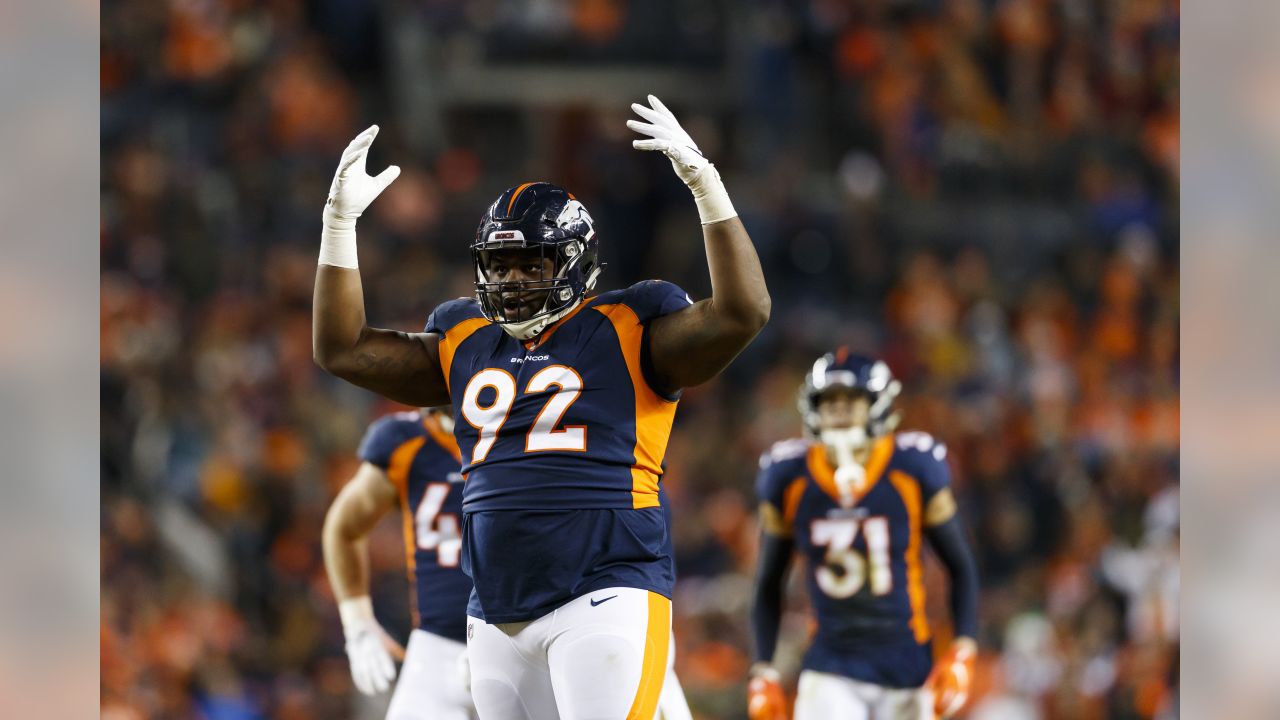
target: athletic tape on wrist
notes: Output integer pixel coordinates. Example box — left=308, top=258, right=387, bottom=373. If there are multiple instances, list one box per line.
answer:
left=319, top=213, right=359, bottom=269
left=338, top=596, right=376, bottom=634
left=687, top=163, right=738, bottom=225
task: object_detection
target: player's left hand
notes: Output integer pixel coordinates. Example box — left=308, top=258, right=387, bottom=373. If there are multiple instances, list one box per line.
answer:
left=339, top=596, right=401, bottom=695
left=747, top=663, right=789, bottom=720
left=628, top=95, right=709, bottom=185
left=927, top=638, right=977, bottom=719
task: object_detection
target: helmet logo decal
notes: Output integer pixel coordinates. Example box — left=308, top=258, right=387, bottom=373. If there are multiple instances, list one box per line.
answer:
left=556, top=200, right=596, bottom=241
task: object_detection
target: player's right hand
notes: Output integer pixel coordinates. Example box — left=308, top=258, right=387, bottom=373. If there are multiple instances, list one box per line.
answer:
left=747, top=663, right=788, bottom=720
left=928, top=638, right=977, bottom=719
left=324, top=125, right=401, bottom=224
left=339, top=596, right=402, bottom=695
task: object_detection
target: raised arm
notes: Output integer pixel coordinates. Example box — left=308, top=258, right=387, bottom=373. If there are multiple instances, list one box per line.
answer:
left=313, top=126, right=450, bottom=407
left=628, top=96, right=771, bottom=394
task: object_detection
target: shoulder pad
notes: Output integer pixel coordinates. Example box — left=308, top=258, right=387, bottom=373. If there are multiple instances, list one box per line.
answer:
left=424, top=297, right=484, bottom=335
left=759, top=437, right=812, bottom=469
left=894, top=430, right=948, bottom=463
left=619, top=279, right=694, bottom=322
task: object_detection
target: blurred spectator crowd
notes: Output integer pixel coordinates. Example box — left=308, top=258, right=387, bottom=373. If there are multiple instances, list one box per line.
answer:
left=101, top=1, right=1178, bottom=718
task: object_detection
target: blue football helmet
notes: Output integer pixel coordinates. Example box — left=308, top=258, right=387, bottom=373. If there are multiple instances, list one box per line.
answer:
left=472, top=182, right=603, bottom=339
left=798, top=348, right=902, bottom=438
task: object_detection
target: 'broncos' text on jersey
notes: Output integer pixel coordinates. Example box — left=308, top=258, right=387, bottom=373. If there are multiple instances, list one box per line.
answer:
left=357, top=410, right=470, bottom=643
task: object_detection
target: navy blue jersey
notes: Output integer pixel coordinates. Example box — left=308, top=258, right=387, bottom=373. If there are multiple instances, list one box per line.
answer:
left=757, top=431, right=953, bottom=688
left=424, top=281, right=692, bottom=623
left=358, top=411, right=470, bottom=643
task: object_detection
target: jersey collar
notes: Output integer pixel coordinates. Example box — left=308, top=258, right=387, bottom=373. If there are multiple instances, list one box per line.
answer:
left=805, top=434, right=895, bottom=507
left=522, top=294, right=598, bottom=351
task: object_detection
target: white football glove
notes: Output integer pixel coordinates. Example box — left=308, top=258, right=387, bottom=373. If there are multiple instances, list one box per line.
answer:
left=339, top=596, right=400, bottom=695
left=319, top=125, right=401, bottom=268
left=628, top=95, right=737, bottom=225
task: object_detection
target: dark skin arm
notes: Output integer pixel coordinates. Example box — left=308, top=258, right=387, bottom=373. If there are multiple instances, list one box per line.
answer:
left=647, top=216, right=771, bottom=395
left=313, top=265, right=450, bottom=407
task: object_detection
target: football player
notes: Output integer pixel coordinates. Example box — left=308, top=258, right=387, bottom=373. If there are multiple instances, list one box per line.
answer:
left=748, top=350, right=980, bottom=720
left=313, top=96, right=768, bottom=719
left=324, top=408, right=694, bottom=719
left=323, top=408, right=476, bottom=719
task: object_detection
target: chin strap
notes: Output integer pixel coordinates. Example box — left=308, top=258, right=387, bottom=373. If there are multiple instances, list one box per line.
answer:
left=820, top=427, right=869, bottom=507
left=498, top=296, right=584, bottom=341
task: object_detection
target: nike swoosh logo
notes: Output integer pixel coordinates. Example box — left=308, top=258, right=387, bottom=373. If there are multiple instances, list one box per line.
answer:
left=589, top=595, right=618, bottom=607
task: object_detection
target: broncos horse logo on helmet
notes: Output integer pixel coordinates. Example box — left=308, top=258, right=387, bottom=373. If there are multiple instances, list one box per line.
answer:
left=472, top=182, right=604, bottom=340
left=798, top=347, right=903, bottom=441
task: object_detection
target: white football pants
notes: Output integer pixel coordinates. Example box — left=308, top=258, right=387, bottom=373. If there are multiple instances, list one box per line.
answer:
left=793, top=669, right=933, bottom=720
left=466, top=587, right=686, bottom=720
left=386, top=629, right=477, bottom=720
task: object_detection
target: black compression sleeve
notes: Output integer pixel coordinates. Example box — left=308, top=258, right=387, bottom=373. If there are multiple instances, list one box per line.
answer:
left=925, top=516, right=980, bottom=640
left=751, top=531, right=794, bottom=664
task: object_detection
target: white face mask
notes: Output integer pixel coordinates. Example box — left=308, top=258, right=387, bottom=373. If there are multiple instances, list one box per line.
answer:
left=819, top=427, right=869, bottom=507
left=434, top=412, right=455, bottom=434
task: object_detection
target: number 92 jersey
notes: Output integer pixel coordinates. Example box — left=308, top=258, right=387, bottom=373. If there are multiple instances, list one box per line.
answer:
left=425, top=280, right=692, bottom=623
left=756, top=432, right=956, bottom=688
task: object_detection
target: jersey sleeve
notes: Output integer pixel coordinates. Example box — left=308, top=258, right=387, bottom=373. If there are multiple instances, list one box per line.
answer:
left=755, top=439, right=810, bottom=537
left=755, top=439, right=808, bottom=510
left=357, top=414, right=420, bottom=469
left=424, top=298, right=484, bottom=335
left=622, top=280, right=694, bottom=323
left=894, top=431, right=953, bottom=503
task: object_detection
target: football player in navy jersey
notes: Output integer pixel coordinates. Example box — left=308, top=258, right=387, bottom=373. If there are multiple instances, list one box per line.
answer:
left=313, top=96, right=767, bottom=719
left=748, top=350, right=980, bottom=720
left=323, top=408, right=477, bottom=719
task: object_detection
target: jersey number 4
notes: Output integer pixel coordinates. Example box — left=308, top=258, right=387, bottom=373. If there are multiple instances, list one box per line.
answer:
left=415, top=483, right=461, bottom=567
left=460, top=366, right=586, bottom=464
left=811, top=517, right=893, bottom=599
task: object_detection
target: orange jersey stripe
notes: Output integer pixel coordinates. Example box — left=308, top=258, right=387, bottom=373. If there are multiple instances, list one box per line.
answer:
left=804, top=435, right=894, bottom=506
left=626, top=592, right=672, bottom=720
left=594, top=303, right=679, bottom=509
left=782, top=476, right=807, bottom=526
left=422, top=413, right=461, bottom=463
left=437, top=317, right=490, bottom=393
left=387, top=436, right=427, bottom=627
left=888, top=469, right=931, bottom=643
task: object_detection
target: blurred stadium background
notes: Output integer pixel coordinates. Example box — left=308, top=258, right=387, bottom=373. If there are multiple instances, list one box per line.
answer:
left=100, top=1, right=1178, bottom=718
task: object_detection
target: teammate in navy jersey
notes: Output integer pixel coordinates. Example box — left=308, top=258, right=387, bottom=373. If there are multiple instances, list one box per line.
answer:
left=313, top=96, right=767, bottom=719
left=323, top=409, right=476, bottom=719
left=748, top=350, right=980, bottom=720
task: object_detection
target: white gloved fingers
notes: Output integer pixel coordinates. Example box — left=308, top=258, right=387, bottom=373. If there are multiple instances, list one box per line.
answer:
left=373, top=165, right=401, bottom=194
left=630, top=102, right=670, bottom=127
left=646, top=94, right=676, bottom=120
left=375, top=638, right=398, bottom=689
left=339, top=127, right=377, bottom=166
left=350, top=651, right=374, bottom=695
left=626, top=118, right=666, bottom=138
left=346, top=628, right=397, bottom=695
left=632, top=138, right=671, bottom=152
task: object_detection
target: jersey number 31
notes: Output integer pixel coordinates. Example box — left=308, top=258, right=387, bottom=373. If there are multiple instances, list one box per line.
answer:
left=811, top=517, right=893, bottom=599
